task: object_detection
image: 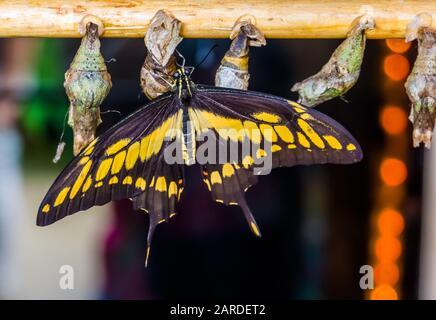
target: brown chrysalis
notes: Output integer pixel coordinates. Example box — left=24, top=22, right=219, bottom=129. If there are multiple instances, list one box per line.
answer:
left=140, top=10, right=182, bottom=100
left=215, top=16, right=266, bottom=90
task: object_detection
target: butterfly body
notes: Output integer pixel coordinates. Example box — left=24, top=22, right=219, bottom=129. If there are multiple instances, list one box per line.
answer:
left=39, top=67, right=362, bottom=265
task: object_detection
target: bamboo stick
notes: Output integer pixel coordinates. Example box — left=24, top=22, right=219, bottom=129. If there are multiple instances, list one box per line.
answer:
left=0, top=0, right=434, bottom=39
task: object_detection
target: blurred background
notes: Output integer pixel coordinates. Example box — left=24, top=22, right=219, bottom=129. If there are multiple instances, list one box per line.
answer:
left=0, top=36, right=432, bottom=300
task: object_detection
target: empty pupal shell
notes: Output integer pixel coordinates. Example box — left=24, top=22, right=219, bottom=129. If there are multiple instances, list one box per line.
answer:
left=215, top=16, right=266, bottom=90
left=140, top=10, right=182, bottom=100
left=291, top=16, right=374, bottom=107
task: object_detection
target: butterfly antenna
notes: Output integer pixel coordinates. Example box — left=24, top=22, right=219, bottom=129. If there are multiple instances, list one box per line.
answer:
left=175, top=49, right=186, bottom=67
left=238, top=195, right=262, bottom=238
left=100, top=109, right=121, bottom=116
left=194, top=44, right=219, bottom=69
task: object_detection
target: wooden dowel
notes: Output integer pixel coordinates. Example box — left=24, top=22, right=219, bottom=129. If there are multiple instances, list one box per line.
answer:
left=0, top=0, right=434, bottom=39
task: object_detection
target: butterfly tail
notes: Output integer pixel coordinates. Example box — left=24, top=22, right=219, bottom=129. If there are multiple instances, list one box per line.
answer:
left=238, top=194, right=262, bottom=238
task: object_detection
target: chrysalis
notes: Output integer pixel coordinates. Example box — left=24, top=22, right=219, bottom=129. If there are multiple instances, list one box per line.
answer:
left=140, top=10, right=183, bottom=99
left=405, top=15, right=436, bottom=148
left=215, top=17, right=266, bottom=90
left=64, top=18, right=112, bottom=155
left=291, top=16, right=375, bottom=107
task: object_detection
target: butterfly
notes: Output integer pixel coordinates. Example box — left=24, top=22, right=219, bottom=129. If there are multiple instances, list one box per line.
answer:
left=38, top=66, right=362, bottom=265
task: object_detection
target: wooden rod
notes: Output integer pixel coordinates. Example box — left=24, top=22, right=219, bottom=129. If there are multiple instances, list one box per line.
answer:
left=0, top=0, right=435, bottom=39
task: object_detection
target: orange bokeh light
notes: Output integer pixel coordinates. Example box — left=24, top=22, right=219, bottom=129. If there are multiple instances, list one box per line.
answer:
left=370, top=284, right=399, bottom=300
left=380, top=106, right=408, bottom=135
left=378, top=208, right=405, bottom=237
left=383, top=54, right=410, bottom=81
left=380, top=158, right=407, bottom=186
left=374, top=262, right=400, bottom=286
left=375, top=236, right=402, bottom=262
left=385, top=39, right=411, bottom=53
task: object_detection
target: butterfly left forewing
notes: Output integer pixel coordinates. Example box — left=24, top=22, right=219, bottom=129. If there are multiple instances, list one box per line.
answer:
left=37, top=93, right=184, bottom=227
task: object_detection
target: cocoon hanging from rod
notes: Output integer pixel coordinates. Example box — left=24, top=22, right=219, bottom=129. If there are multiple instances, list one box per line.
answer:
left=140, top=10, right=183, bottom=100
left=64, top=15, right=112, bottom=156
left=405, top=13, right=436, bottom=149
left=215, top=15, right=266, bottom=90
left=291, top=15, right=375, bottom=107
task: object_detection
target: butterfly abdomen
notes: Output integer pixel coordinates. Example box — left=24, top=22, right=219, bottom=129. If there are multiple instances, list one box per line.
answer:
left=182, top=107, right=196, bottom=165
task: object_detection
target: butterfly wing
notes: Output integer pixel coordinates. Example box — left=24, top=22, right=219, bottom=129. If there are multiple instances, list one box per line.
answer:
left=38, top=93, right=185, bottom=257
left=191, top=85, right=362, bottom=235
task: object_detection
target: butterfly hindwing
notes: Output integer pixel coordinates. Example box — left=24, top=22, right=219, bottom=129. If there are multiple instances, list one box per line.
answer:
left=201, top=163, right=261, bottom=236
left=37, top=92, right=184, bottom=227
left=190, top=86, right=362, bottom=235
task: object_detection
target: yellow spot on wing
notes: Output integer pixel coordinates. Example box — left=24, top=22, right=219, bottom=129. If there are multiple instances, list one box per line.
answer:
left=288, top=100, right=304, bottom=109
left=82, top=176, right=92, bottom=192
left=96, top=158, right=113, bottom=181
left=155, top=177, right=167, bottom=192
left=252, top=112, right=281, bottom=123
left=242, top=155, right=254, bottom=169
left=70, top=160, right=92, bottom=199
left=83, top=139, right=97, bottom=156
left=297, top=132, right=310, bottom=148
left=256, top=149, right=267, bottom=158
left=178, top=187, right=184, bottom=200
left=222, top=163, right=235, bottom=178
left=168, top=181, right=178, bottom=197
left=140, top=112, right=182, bottom=161
left=125, top=142, right=140, bottom=170
left=135, top=177, right=146, bottom=190
left=196, top=110, right=244, bottom=142
left=210, top=171, right=222, bottom=184
left=274, top=125, right=294, bottom=143
left=346, top=143, right=356, bottom=151
left=54, top=187, right=71, bottom=207
left=109, top=176, right=118, bottom=184
left=95, top=181, right=103, bottom=188
left=244, top=121, right=262, bottom=144
left=323, top=135, right=343, bottom=150
left=79, top=156, right=90, bottom=165
left=122, top=176, right=133, bottom=185
left=297, top=119, right=325, bottom=149
left=259, top=124, right=278, bottom=142
left=106, top=139, right=131, bottom=156
left=271, top=144, right=282, bottom=152
left=300, top=113, right=314, bottom=120
left=42, top=204, right=50, bottom=213
left=203, top=179, right=211, bottom=191
left=288, top=144, right=297, bottom=149
left=111, top=151, right=126, bottom=174
left=139, top=135, right=151, bottom=161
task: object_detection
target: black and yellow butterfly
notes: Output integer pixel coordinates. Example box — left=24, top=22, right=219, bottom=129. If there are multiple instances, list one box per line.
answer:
left=38, top=67, right=362, bottom=265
